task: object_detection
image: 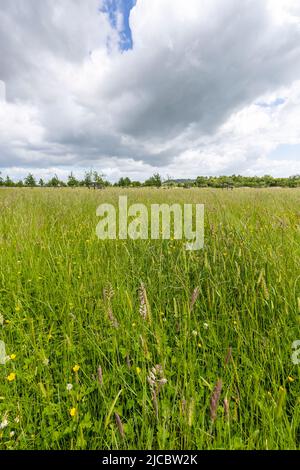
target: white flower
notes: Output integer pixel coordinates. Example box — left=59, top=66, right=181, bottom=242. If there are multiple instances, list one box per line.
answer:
left=192, top=330, right=198, bottom=337
left=66, top=383, right=73, bottom=392
left=0, top=418, right=8, bottom=430
left=203, top=322, right=209, bottom=330
left=10, top=431, right=15, bottom=437
left=43, top=358, right=49, bottom=366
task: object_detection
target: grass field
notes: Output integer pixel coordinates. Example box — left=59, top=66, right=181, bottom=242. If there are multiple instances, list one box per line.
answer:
left=0, top=187, right=300, bottom=450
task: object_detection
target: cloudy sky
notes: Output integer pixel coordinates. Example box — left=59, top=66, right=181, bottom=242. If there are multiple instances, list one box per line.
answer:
left=0, top=0, right=300, bottom=182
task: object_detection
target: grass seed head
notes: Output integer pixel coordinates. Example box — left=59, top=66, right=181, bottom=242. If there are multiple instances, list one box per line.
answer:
left=210, top=379, right=223, bottom=423
left=115, top=412, right=125, bottom=439
left=97, top=366, right=103, bottom=386
left=190, top=287, right=200, bottom=311
left=139, top=283, right=148, bottom=320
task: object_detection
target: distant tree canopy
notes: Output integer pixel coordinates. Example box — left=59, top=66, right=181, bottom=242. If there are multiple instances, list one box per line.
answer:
left=116, top=177, right=131, bottom=187
left=144, top=173, right=162, bottom=188
left=0, top=172, right=299, bottom=188
left=24, top=173, right=37, bottom=187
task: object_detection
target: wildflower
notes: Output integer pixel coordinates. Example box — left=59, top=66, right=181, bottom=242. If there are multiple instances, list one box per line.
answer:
left=73, top=364, right=80, bottom=373
left=0, top=418, right=8, bottom=430
left=66, top=383, right=73, bottom=392
left=136, top=367, right=141, bottom=375
left=15, top=306, right=21, bottom=313
left=10, top=354, right=16, bottom=360
left=288, top=376, right=295, bottom=383
left=43, top=358, right=49, bottom=366
left=10, top=431, right=15, bottom=438
left=108, top=308, right=119, bottom=328
left=0, top=314, right=3, bottom=326
left=147, top=365, right=167, bottom=395
left=192, top=330, right=198, bottom=337
left=69, top=407, right=77, bottom=417
left=203, top=322, right=209, bottom=330
left=147, top=364, right=167, bottom=419
left=7, top=373, right=16, bottom=382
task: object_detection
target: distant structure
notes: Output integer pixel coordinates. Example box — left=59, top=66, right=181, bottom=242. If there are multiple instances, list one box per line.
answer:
left=0, top=80, right=6, bottom=102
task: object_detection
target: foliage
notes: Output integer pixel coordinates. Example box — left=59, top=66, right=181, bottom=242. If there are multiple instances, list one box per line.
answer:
left=0, top=187, right=299, bottom=450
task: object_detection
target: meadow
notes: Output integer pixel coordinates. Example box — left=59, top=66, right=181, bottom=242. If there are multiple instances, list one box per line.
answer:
left=0, top=187, right=299, bottom=450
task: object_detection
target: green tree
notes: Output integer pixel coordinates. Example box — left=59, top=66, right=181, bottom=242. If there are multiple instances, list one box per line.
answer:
left=144, top=173, right=162, bottom=188
left=5, top=175, right=14, bottom=187
left=47, top=175, right=60, bottom=187
left=24, top=173, right=37, bottom=187
left=67, top=173, right=79, bottom=187
left=117, top=177, right=131, bottom=187
left=131, top=181, right=142, bottom=187
left=82, top=171, right=93, bottom=188
left=195, top=176, right=208, bottom=187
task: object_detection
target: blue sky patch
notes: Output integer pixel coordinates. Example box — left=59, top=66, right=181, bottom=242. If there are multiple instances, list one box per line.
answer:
left=256, top=97, right=286, bottom=108
left=101, top=0, right=136, bottom=51
left=270, top=143, right=300, bottom=161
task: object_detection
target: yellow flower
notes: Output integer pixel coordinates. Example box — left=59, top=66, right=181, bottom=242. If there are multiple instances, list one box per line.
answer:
left=15, top=306, right=21, bottom=313
left=10, top=354, right=16, bottom=360
left=73, top=364, right=80, bottom=373
left=288, top=376, right=295, bottom=383
left=136, top=367, right=141, bottom=375
left=69, top=407, right=77, bottom=417
left=7, top=373, right=16, bottom=382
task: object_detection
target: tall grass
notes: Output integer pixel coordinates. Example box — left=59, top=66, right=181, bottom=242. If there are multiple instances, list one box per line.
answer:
left=0, top=187, right=299, bottom=450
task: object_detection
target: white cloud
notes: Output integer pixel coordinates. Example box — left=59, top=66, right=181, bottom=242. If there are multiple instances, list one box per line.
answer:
left=0, top=80, right=5, bottom=101
left=0, top=0, right=300, bottom=180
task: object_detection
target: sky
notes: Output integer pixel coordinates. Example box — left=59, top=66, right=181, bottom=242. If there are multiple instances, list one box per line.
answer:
left=0, top=0, right=300, bottom=182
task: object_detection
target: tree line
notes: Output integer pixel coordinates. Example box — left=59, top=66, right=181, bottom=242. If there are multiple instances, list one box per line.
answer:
left=0, top=171, right=299, bottom=188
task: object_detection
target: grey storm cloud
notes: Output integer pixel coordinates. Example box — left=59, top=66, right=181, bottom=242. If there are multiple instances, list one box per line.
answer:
left=1, top=0, right=300, bottom=179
